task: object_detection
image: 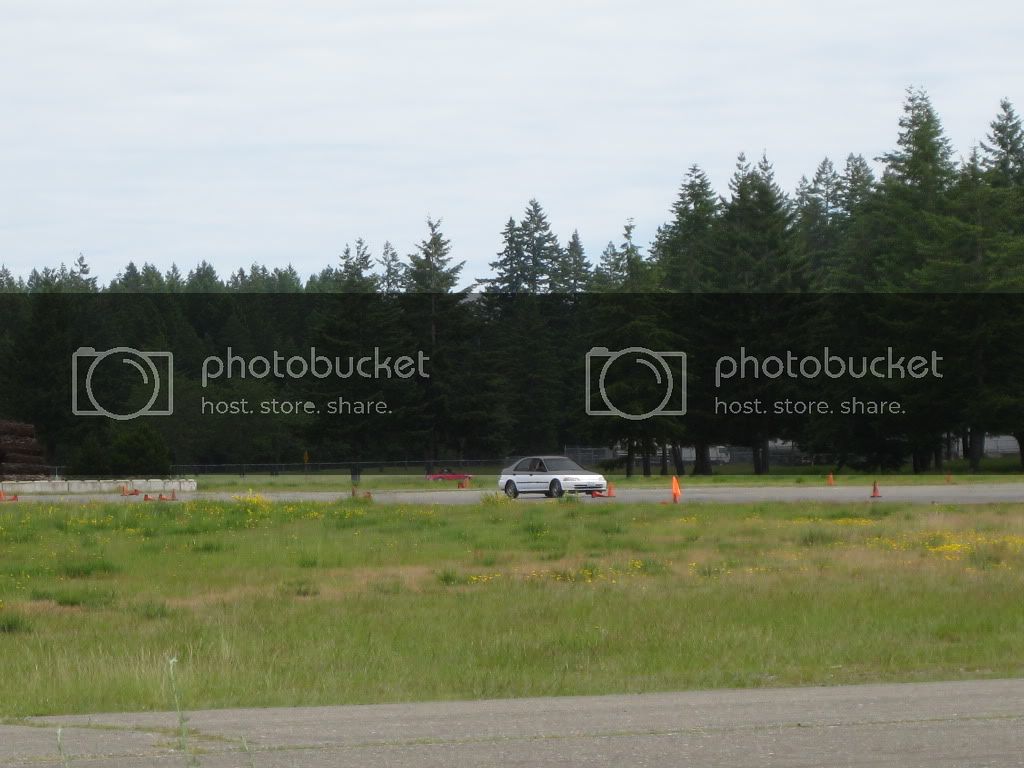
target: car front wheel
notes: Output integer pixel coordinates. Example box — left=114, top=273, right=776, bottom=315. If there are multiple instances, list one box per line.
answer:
left=504, top=480, right=519, bottom=499
left=549, top=479, right=564, bottom=498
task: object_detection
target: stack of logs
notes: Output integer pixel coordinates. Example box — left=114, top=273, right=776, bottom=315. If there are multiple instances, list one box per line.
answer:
left=0, top=420, right=48, bottom=479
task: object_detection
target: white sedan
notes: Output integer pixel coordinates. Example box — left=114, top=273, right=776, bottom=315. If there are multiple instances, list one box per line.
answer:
left=498, top=456, right=608, bottom=499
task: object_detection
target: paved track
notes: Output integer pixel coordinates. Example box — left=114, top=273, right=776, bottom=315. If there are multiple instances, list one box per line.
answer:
left=7, top=482, right=1024, bottom=506
left=4, top=679, right=1023, bottom=767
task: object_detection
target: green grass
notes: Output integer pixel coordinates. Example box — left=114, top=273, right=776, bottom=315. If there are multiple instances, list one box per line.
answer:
left=1, top=495, right=1023, bottom=716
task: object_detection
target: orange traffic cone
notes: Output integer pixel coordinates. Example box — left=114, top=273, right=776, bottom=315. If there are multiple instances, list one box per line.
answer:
left=0, top=489, right=5, bottom=501
left=143, top=494, right=154, bottom=502
left=870, top=481, right=881, bottom=499
left=671, top=476, right=681, bottom=504
left=944, top=473, right=953, bottom=484
left=827, top=472, right=835, bottom=487
left=457, top=478, right=469, bottom=489
left=607, top=482, right=616, bottom=498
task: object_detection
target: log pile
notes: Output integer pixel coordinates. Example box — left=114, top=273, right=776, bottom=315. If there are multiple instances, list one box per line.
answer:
left=0, top=420, right=48, bottom=479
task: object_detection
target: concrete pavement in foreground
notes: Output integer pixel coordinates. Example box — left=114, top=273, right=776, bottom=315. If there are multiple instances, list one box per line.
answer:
left=8, top=481, right=1024, bottom=506
left=3, top=679, right=1023, bottom=767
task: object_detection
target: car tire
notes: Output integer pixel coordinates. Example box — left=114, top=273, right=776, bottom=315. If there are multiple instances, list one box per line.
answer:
left=549, top=479, right=564, bottom=498
left=504, top=480, right=519, bottom=499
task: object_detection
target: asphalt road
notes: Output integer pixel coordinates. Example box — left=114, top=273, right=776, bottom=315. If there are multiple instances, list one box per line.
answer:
left=7, top=482, right=1024, bottom=506
left=4, top=679, right=1022, bottom=767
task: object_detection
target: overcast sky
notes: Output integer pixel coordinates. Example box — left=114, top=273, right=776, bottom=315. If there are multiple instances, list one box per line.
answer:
left=1, top=0, right=1021, bottom=286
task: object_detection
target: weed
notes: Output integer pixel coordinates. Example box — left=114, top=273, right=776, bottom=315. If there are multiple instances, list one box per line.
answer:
left=437, top=569, right=468, bottom=586
left=58, top=559, right=117, bottom=579
left=0, top=612, right=29, bottom=634
left=798, top=528, right=839, bottom=547
left=137, top=600, right=172, bottom=620
left=282, top=579, right=320, bottom=598
left=30, top=587, right=115, bottom=609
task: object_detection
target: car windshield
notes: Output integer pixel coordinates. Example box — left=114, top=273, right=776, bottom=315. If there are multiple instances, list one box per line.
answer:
left=543, top=458, right=586, bottom=472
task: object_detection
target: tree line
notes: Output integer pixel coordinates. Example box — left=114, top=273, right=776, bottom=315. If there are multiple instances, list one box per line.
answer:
left=2, top=89, right=1022, bottom=297
left=1, top=89, right=1023, bottom=477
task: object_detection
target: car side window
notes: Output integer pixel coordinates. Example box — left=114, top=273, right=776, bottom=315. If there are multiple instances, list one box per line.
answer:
left=514, top=459, right=532, bottom=472
left=536, top=461, right=548, bottom=473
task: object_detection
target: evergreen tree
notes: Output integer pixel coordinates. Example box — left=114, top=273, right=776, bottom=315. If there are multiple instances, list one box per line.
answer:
left=551, top=229, right=591, bottom=293
left=590, top=241, right=626, bottom=291
left=108, top=262, right=143, bottom=292
left=164, top=264, right=184, bottom=292
left=0, top=265, right=16, bottom=292
left=652, top=165, right=719, bottom=291
left=139, top=263, right=167, bottom=292
left=406, top=218, right=464, bottom=293
left=794, top=158, right=842, bottom=287
left=878, top=87, right=955, bottom=207
left=980, top=99, right=1024, bottom=187
left=837, top=153, right=876, bottom=216
left=486, top=217, right=529, bottom=292
left=377, top=241, right=408, bottom=293
left=837, top=90, right=958, bottom=289
left=70, top=254, right=98, bottom=291
left=713, top=153, right=797, bottom=290
left=340, top=239, right=380, bottom=292
left=619, top=220, right=656, bottom=290
left=270, top=265, right=303, bottom=292
left=186, top=262, right=222, bottom=291
left=518, top=199, right=561, bottom=292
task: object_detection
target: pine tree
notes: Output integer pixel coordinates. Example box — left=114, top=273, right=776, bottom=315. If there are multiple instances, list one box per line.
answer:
left=980, top=99, right=1024, bottom=187
left=339, top=239, right=380, bottom=292
left=486, top=218, right=528, bottom=292
left=590, top=241, right=625, bottom=291
left=714, top=153, right=796, bottom=290
left=164, top=264, right=184, bottom=292
left=619, top=220, right=656, bottom=290
left=878, top=87, right=955, bottom=207
left=186, top=262, right=222, bottom=291
left=794, top=158, right=842, bottom=287
left=139, top=263, right=167, bottom=291
left=377, top=241, right=408, bottom=292
left=551, top=229, right=591, bottom=293
left=837, top=154, right=876, bottom=216
left=69, top=254, right=98, bottom=292
left=109, top=262, right=143, bottom=292
left=836, top=90, right=958, bottom=290
left=518, top=199, right=561, bottom=293
left=271, top=265, right=303, bottom=292
left=406, top=218, right=465, bottom=293
left=652, top=164, right=719, bottom=290
left=0, top=265, right=16, bottom=292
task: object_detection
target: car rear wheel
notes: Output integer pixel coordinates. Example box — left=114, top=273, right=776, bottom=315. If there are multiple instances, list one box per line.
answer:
left=504, top=480, right=519, bottom=499
left=549, top=479, right=564, bottom=498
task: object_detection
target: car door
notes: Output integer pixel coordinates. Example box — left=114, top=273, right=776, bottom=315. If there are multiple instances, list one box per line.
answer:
left=511, top=458, right=534, bottom=491
left=526, top=459, right=549, bottom=492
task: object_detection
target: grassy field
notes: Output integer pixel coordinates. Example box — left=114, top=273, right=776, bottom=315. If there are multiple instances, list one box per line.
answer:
left=1, top=494, right=1023, bottom=717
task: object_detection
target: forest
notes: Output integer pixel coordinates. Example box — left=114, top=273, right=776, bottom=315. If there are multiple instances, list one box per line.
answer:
left=1, top=89, right=1023, bottom=476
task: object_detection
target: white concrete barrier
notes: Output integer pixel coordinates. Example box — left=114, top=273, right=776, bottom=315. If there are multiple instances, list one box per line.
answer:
left=0, top=478, right=198, bottom=495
